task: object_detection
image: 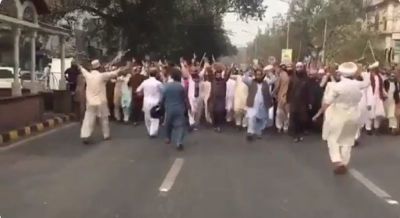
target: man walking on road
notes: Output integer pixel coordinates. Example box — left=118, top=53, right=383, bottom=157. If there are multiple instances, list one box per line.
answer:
left=313, top=62, right=369, bottom=174
left=136, top=67, right=163, bottom=137
left=287, top=62, right=312, bottom=143
left=162, top=68, right=190, bottom=150
left=79, top=60, right=126, bottom=144
left=243, top=67, right=273, bottom=141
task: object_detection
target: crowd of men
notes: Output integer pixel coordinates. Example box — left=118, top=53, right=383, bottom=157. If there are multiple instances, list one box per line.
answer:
left=65, top=56, right=400, bottom=175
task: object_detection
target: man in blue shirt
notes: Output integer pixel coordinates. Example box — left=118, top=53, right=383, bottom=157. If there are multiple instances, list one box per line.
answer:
left=161, top=68, right=190, bottom=151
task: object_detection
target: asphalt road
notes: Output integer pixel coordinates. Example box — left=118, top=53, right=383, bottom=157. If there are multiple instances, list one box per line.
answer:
left=0, top=123, right=400, bottom=218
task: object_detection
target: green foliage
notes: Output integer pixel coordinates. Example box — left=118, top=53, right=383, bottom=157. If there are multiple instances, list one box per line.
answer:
left=249, top=0, right=377, bottom=64
left=46, top=0, right=264, bottom=61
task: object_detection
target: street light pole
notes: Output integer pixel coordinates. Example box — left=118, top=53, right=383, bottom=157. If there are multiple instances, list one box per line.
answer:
left=286, top=18, right=290, bottom=49
left=322, top=19, right=328, bottom=64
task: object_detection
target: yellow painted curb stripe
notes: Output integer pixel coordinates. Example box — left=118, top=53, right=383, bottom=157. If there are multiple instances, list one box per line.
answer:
left=25, top=127, right=31, bottom=136
left=56, top=117, right=63, bottom=124
left=36, top=123, right=44, bottom=131
left=9, top=131, right=18, bottom=141
left=48, top=119, right=55, bottom=127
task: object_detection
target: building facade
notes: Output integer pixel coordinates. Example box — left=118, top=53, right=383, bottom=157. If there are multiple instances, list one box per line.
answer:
left=364, top=0, right=400, bottom=63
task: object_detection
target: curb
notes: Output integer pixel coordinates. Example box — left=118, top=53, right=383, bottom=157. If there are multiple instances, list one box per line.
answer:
left=0, top=114, right=75, bottom=146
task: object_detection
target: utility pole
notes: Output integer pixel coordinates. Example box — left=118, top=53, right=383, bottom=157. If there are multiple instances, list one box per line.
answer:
left=286, top=17, right=290, bottom=49
left=322, top=19, right=328, bottom=64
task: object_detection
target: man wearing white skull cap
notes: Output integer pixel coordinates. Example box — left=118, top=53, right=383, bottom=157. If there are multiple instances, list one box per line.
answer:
left=79, top=60, right=127, bottom=144
left=365, top=61, right=386, bottom=134
left=313, top=62, right=369, bottom=175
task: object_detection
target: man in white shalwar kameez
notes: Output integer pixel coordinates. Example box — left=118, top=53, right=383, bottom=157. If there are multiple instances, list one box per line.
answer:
left=79, top=60, right=125, bottom=144
left=356, top=70, right=371, bottom=143
left=243, top=69, right=273, bottom=141
left=136, top=68, right=163, bottom=137
left=233, top=73, right=248, bottom=129
left=226, top=74, right=236, bottom=123
left=187, top=66, right=204, bottom=129
left=200, top=65, right=213, bottom=124
left=314, top=62, right=369, bottom=175
left=384, top=73, right=399, bottom=133
left=365, top=62, right=386, bottom=134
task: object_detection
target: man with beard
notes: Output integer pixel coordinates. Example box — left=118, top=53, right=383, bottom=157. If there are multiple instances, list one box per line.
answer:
left=187, top=65, right=203, bottom=130
left=129, top=64, right=147, bottom=126
left=287, top=62, right=312, bottom=143
left=243, top=67, right=272, bottom=141
left=273, top=64, right=291, bottom=133
left=208, top=63, right=228, bottom=132
left=307, top=68, right=326, bottom=132
left=365, top=62, right=386, bottom=134
left=233, top=69, right=249, bottom=130
left=384, top=71, right=400, bottom=134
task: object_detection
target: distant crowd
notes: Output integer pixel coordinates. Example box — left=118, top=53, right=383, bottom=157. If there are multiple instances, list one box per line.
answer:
left=64, top=56, right=398, bottom=175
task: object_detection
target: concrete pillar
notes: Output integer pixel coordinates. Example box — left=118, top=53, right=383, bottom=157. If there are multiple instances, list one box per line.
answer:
left=387, top=3, right=394, bottom=32
left=30, top=31, right=39, bottom=94
left=11, top=27, right=22, bottom=96
left=58, top=36, right=67, bottom=90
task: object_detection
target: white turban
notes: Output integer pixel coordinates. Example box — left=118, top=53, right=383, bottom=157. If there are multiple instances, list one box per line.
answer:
left=91, top=59, right=101, bottom=69
left=338, top=62, right=358, bottom=77
left=263, top=65, right=274, bottom=71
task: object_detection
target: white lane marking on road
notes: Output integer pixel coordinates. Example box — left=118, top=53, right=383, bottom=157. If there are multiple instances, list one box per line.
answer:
left=0, top=123, right=78, bottom=152
left=159, top=158, right=184, bottom=193
left=349, top=168, right=398, bottom=206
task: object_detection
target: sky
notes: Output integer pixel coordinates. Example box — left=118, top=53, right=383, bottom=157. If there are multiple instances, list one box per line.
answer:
left=223, top=0, right=289, bottom=48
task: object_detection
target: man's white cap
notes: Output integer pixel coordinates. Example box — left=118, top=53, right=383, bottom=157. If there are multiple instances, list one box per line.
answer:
left=91, top=59, right=101, bottom=69
left=338, top=62, right=358, bottom=77
left=263, top=65, right=274, bottom=71
left=368, top=61, right=379, bottom=69
left=318, top=68, right=325, bottom=74
left=296, top=62, right=304, bottom=67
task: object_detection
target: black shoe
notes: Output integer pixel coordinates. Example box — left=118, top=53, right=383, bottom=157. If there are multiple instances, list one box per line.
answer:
left=246, top=134, right=254, bottom=142
left=104, top=136, right=111, bottom=141
left=334, top=165, right=348, bottom=175
left=177, top=144, right=184, bottom=151
left=354, top=140, right=360, bottom=147
left=366, top=130, right=372, bottom=136
left=149, top=135, right=157, bottom=139
left=82, top=138, right=91, bottom=145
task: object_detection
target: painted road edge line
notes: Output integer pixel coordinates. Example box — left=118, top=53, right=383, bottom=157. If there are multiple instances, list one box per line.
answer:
left=159, top=158, right=184, bottom=193
left=349, top=168, right=399, bottom=205
left=0, top=123, right=78, bottom=152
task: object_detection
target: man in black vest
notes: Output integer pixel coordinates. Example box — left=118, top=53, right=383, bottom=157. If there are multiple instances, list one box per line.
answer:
left=243, top=68, right=273, bottom=141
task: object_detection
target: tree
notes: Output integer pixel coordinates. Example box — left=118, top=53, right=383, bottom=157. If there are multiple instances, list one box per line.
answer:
left=249, top=0, right=378, bottom=65
left=44, top=0, right=265, bottom=60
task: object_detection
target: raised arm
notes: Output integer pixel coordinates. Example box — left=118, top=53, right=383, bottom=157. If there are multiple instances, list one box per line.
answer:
left=358, top=72, right=371, bottom=90
left=101, top=68, right=121, bottom=81
left=78, top=65, right=90, bottom=78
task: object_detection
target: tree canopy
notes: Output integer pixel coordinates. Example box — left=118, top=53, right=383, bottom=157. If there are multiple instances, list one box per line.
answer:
left=47, top=0, right=267, bottom=61
left=248, top=0, right=379, bottom=64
